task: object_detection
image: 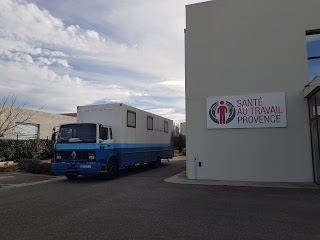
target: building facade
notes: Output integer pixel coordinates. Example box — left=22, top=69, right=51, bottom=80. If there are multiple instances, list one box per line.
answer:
left=185, top=0, right=320, bottom=183
left=180, top=122, right=186, bottom=136
left=0, top=106, right=76, bottom=139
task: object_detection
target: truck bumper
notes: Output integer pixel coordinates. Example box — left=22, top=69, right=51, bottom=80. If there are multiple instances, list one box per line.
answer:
left=52, top=162, right=102, bottom=176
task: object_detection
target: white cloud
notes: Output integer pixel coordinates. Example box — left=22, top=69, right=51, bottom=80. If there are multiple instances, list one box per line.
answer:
left=307, top=34, right=320, bottom=42
left=0, top=0, right=206, bottom=123
left=86, top=30, right=100, bottom=41
left=0, top=60, right=148, bottom=113
left=37, top=57, right=70, bottom=67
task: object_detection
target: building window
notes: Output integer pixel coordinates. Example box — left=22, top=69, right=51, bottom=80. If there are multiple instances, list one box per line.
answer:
left=15, top=123, right=39, bottom=139
left=164, top=121, right=168, bottom=133
left=127, top=111, right=136, bottom=128
left=147, top=116, right=153, bottom=130
left=306, top=29, right=320, bottom=81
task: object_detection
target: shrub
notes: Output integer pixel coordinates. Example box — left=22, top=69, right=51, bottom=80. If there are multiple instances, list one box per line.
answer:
left=17, top=159, right=52, bottom=174
left=25, top=160, right=40, bottom=173
left=174, top=134, right=186, bottom=152
left=0, top=139, right=54, bottom=162
left=40, top=163, right=51, bottom=174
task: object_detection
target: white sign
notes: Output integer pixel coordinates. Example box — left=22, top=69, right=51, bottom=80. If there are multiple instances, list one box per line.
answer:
left=207, top=92, right=287, bottom=129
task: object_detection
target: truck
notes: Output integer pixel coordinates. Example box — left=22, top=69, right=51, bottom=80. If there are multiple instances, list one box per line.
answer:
left=51, top=103, right=174, bottom=179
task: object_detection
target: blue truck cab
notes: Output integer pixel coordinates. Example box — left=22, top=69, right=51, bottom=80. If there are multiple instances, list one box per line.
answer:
left=52, top=123, right=119, bottom=179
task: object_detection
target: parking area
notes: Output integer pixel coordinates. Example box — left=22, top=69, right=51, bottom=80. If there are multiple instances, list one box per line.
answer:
left=1, top=157, right=320, bottom=240
left=0, top=173, right=58, bottom=189
left=0, top=157, right=185, bottom=189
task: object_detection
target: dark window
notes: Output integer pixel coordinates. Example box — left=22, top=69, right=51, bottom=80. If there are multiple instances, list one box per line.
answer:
left=100, top=127, right=108, bottom=140
left=127, top=111, right=136, bottom=128
left=147, top=116, right=153, bottom=130
left=164, top=121, right=169, bottom=133
left=306, top=29, right=320, bottom=81
left=110, top=128, right=113, bottom=139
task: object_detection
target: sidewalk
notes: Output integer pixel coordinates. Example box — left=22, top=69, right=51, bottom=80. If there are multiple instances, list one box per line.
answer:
left=165, top=171, right=320, bottom=189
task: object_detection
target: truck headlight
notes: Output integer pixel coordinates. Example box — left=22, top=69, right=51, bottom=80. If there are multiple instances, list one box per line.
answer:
left=56, top=153, right=61, bottom=160
left=88, top=153, right=95, bottom=161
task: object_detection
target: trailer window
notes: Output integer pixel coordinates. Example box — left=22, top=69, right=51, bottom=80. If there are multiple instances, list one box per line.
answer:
left=110, top=128, right=113, bottom=139
left=147, top=116, right=153, bottom=130
left=127, top=111, right=136, bottom=128
left=164, top=121, right=169, bottom=133
left=100, top=127, right=108, bottom=140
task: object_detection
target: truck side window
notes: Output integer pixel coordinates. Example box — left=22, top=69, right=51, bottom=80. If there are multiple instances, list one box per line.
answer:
left=127, top=110, right=136, bottom=128
left=100, top=127, right=108, bottom=140
left=164, top=121, right=168, bottom=133
left=147, top=116, right=153, bottom=130
left=109, top=128, right=113, bottom=139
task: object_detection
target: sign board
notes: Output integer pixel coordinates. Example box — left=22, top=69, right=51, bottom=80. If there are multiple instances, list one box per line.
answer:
left=206, top=92, right=287, bottom=129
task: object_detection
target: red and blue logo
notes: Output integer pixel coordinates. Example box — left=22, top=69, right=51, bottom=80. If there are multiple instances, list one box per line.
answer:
left=209, top=101, right=236, bottom=124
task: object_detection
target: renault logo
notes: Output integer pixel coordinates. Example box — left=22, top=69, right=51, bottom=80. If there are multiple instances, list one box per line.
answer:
left=71, top=151, right=77, bottom=159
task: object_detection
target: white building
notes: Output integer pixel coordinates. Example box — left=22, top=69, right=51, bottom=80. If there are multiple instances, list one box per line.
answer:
left=180, top=122, right=186, bottom=136
left=0, top=106, right=76, bottom=139
left=185, top=0, right=320, bottom=183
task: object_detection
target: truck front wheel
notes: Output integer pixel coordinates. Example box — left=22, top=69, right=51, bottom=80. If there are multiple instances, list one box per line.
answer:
left=66, top=175, right=78, bottom=180
left=106, top=159, right=119, bottom=180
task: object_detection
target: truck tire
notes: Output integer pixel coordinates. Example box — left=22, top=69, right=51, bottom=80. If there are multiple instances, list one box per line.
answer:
left=66, top=175, right=78, bottom=180
left=155, top=156, right=162, bottom=167
left=106, top=159, right=118, bottom=180
left=148, top=156, right=161, bottom=168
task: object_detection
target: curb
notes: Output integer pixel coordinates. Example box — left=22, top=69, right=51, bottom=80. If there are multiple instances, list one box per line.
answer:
left=164, top=171, right=320, bottom=189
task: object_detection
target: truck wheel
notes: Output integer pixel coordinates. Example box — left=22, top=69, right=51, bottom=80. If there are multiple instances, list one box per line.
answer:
left=155, top=156, right=162, bottom=167
left=66, top=175, right=78, bottom=180
left=148, top=156, right=161, bottom=168
left=106, top=159, right=118, bottom=180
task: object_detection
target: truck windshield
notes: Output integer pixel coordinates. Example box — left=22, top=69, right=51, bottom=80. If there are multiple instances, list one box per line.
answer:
left=57, top=124, right=96, bottom=143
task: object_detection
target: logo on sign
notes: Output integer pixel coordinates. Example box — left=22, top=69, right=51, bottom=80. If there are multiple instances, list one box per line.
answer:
left=209, top=101, right=236, bottom=124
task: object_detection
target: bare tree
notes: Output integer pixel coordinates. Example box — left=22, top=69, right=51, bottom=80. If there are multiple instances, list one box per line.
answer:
left=174, top=125, right=180, bottom=137
left=0, top=93, right=40, bottom=138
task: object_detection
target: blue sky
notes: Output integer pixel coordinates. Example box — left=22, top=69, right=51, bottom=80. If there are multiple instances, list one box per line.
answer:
left=0, top=0, right=203, bottom=123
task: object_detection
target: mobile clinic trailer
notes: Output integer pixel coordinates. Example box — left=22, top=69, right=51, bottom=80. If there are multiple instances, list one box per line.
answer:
left=51, top=103, right=174, bottom=179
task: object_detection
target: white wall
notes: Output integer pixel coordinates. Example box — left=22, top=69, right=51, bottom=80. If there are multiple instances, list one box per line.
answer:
left=0, top=106, right=76, bottom=139
left=121, top=104, right=173, bottom=146
left=185, top=0, right=319, bottom=182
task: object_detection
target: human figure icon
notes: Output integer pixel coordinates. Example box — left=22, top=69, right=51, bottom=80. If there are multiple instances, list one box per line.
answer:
left=217, top=101, right=228, bottom=124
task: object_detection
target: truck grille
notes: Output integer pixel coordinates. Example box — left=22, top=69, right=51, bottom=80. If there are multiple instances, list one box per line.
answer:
left=59, top=151, right=89, bottom=160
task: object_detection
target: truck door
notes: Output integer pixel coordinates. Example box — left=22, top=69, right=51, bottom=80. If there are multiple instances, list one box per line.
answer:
left=99, top=126, right=114, bottom=159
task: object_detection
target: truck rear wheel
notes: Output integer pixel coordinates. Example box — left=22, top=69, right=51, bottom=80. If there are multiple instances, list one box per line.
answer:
left=148, top=156, right=161, bottom=168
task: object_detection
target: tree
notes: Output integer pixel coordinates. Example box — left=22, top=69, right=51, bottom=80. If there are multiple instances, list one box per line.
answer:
left=173, top=125, right=186, bottom=152
left=0, top=93, right=40, bottom=138
left=174, top=125, right=180, bottom=136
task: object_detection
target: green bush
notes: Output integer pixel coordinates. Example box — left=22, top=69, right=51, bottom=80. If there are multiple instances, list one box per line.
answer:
left=0, top=139, right=54, bottom=162
left=174, top=134, right=186, bottom=152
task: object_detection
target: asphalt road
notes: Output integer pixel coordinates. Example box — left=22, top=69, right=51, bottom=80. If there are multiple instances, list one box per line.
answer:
left=1, top=159, right=320, bottom=240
